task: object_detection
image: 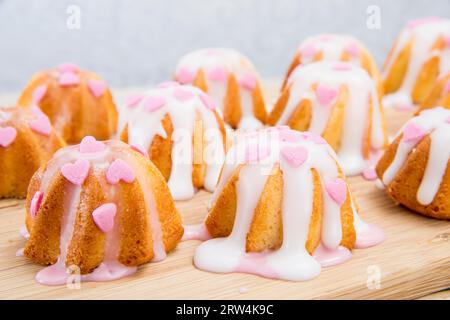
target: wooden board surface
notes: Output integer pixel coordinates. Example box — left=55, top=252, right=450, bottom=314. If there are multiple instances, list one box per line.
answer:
left=0, top=87, right=449, bottom=300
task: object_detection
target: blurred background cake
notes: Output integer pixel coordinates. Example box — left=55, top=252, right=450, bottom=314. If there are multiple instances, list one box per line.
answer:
left=174, top=48, right=267, bottom=130
left=17, top=64, right=118, bottom=143
left=382, top=17, right=450, bottom=110
left=0, top=106, right=64, bottom=198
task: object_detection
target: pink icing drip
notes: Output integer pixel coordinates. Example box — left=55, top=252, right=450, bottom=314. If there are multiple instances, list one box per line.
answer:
left=36, top=261, right=137, bottom=286
left=181, top=224, right=211, bottom=241
left=234, top=251, right=279, bottom=280
left=445, top=80, right=450, bottom=93
left=313, top=244, right=352, bottom=267
left=362, top=150, right=383, bottom=181
left=355, top=223, right=385, bottom=249
left=20, top=225, right=30, bottom=239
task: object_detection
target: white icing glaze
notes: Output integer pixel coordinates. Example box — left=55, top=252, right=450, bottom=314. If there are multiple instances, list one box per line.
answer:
left=277, top=61, right=386, bottom=176
left=30, top=140, right=167, bottom=285
left=381, top=107, right=450, bottom=206
left=119, top=84, right=226, bottom=200
left=382, top=17, right=450, bottom=109
left=174, top=48, right=265, bottom=130
left=193, top=128, right=384, bottom=281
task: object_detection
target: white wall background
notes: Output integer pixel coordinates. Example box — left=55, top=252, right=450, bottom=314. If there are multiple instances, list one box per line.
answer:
left=0, top=0, right=449, bottom=92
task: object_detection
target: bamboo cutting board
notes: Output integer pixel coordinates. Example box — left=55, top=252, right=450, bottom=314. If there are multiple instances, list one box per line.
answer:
left=0, top=86, right=448, bottom=300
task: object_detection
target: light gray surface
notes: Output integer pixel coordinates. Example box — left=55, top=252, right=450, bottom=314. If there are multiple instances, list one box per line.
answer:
left=0, top=0, right=449, bottom=93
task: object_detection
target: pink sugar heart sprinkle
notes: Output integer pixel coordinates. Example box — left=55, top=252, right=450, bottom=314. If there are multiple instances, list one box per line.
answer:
left=173, top=88, right=195, bottom=102
left=176, top=67, right=194, bottom=84
left=79, top=136, right=106, bottom=153
left=61, top=159, right=90, bottom=186
left=59, top=72, right=80, bottom=86
left=301, top=43, right=317, bottom=58
left=446, top=116, right=450, bottom=124
left=126, top=94, right=144, bottom=109
left=30, top=191, right=43, bottom=218
left=238, top=74, right=257, bottom=91
left=58, top=63, right=80, bottom=73
left=29, top=114, right=52, bottom=136
left=402, top=122, right=426, bottom=142
left=208, top=67, right=228, bottom=82
left=87, top=79, right=107, bottom=98
left=325, top=178, right=347, bottom=205
left=92, top=203, right=117, bottom=233
left=316, top=84, right=338, bottom=105
left=32, top=85, right=48, bottom=104
left=281, top=146, right=308, bottom=167
left=0, top=126, right=17, bottom=147
left=144, top=96, right=166, bottom=112
left=30, top=105, right=46, bottom=117
left=346, top=42, right=360, bottom=57
left=106, top=159, right=136, bottom=185
left=199, top=93, right=216, bottom=110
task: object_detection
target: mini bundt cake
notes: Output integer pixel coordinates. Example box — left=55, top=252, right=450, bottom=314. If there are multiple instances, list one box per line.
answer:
left=192, top=127, right=384, bottom=281
left=268, top=61, right=388, bottom=176
left=382, top=17, right=450, bottom=110
left=23, top=137, right=183, bottom=285
left=119, top=82, right=226, bottom=200
left=282, top=33, right=382, bottom=92
left=174, top=48, right=267, bottom=130
left=376, top=107, right=450, bottom=220
left=0, top=106, right=64, bottom=198
left=18, top=63, right=118, bottom=143
left=419, top=72, right=450, bottom=111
